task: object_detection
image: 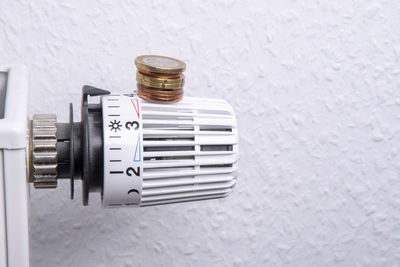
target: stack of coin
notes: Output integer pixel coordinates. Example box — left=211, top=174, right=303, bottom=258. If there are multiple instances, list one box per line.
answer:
left=135, top=55, right=186, bottom=103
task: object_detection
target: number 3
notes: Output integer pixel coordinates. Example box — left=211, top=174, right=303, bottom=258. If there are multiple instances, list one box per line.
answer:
left=125, top=121, right=139, bottom=130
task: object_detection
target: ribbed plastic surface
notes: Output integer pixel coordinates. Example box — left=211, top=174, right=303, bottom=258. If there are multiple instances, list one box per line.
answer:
left=140, top=97, right=238, bottom=206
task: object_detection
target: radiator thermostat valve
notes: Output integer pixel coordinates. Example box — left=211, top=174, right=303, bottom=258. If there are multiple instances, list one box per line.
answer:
left=28, top=85, right=239, bottom=207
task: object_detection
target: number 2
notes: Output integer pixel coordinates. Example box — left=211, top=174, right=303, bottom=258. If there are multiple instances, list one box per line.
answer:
left=126, top=167, right=140, bottom=176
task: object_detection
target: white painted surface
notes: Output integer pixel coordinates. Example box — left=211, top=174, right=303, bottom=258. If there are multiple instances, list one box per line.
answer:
left=1, top=1, right=400, bottom=266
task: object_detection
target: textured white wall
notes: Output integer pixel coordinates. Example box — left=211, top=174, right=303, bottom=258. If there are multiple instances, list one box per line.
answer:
left=1, top=1, right=400, bottom=266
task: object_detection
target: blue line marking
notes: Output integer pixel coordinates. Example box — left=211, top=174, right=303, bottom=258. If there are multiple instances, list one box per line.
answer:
left=134, top=135, right=141, bottom=162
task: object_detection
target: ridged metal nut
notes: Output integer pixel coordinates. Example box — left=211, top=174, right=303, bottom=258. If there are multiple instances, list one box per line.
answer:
left=30, top=114, right=58, bottom=188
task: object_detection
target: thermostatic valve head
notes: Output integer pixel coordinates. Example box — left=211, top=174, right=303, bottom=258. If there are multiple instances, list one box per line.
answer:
left=102, top=94, right=238, bottom=207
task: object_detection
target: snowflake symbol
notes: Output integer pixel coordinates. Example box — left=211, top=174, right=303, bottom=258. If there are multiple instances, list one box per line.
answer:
left=109, top=120, right=122, bottom=132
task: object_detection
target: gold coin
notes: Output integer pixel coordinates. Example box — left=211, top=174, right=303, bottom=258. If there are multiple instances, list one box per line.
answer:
left=136, top=72, right=184, bottom=87
left=136, top=71, right=184, bottom=84
left=137, top=76, right=185, bottom=90
left=138, top=68, right=181, bottom=79
left=138, top=85, right=183, bottom=97
left=135, top=55, right=186, bottom=75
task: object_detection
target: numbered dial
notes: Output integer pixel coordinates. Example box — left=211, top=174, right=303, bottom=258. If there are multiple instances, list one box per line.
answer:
left=102, top=94, right=143, bottom=207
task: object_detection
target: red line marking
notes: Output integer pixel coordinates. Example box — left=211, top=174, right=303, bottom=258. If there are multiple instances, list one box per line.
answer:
left=131, top=99, right=140, bottom=118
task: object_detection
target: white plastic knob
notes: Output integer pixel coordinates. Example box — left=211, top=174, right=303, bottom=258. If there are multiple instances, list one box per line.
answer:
left=102, top=94, right=238, bottom=207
